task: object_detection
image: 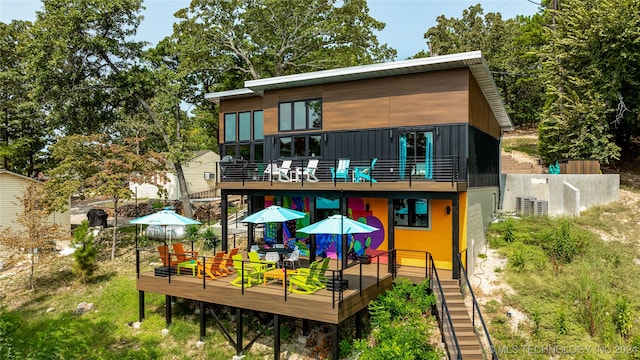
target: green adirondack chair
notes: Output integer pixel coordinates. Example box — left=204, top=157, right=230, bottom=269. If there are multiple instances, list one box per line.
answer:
left=230, top=254, right=261, bottom=288
left=297, top=257, right=330, bottom=288
left=289, top=261, right=320, bottom=294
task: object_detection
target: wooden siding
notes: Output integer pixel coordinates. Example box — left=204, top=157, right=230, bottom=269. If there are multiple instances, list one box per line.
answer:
left=468, top=75, right=501, bottom=139
left=260, top=69, right=471, bottom=135
left=219, top=96, right=263, bottom=143
left=137, top=262, right=393, bottom=324
left=0, top=172, right=70, bottom=232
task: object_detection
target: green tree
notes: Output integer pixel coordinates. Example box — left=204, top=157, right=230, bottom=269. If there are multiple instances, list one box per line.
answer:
left=0, top=184, right=69, bottom=289
left=71, top=221, right=98, bottom=284
left=46, top=134, right=166, bottom=260
left=539, top=0, right=640, bottom=164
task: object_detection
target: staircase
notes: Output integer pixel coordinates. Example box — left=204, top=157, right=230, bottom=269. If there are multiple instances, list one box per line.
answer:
left=501, top=151, right=545, bottom=174
left=439, top=278, right=484, bottom=359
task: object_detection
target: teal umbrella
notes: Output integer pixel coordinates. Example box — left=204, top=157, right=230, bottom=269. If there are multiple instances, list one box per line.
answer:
left=130, top=208, right=201, bottom=246
left=297, top=215, right=378, bottom=235
left=241, top=205, right=305, bottom=224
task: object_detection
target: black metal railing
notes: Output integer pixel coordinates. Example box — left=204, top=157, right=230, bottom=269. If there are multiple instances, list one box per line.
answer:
left=430, top=253, right=462, bottom=360
left=457, top=253, right=498, bottom=359
left=216, top=157, right=467, bottom=186
left=135, top=246, right=389, bottom=308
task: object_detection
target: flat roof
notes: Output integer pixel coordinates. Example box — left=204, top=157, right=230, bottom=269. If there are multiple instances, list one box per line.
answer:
left=205, top=51, right=513, bottom=130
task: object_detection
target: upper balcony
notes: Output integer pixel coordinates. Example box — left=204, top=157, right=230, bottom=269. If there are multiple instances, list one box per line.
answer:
left=215, top=157, right=468, bottom=193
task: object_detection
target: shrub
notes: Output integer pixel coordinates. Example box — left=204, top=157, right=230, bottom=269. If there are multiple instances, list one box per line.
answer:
left=613, top=297, right=633, bottom=340
left=72, top=221, right=98, bottom=284
left=509, top=243, right=526, bottom=272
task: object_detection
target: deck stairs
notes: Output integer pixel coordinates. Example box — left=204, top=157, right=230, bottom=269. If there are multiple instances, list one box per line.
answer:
left=439, top=278, right=484, bottom=359
left=501, top=151, right=545, bottom=174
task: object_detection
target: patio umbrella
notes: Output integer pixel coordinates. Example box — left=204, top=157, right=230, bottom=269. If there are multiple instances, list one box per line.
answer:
left=241, top=205, right=306, bottom=245
left=130, top=208, right=201, bottom=246
left=297, top=215, right=379, bottom=268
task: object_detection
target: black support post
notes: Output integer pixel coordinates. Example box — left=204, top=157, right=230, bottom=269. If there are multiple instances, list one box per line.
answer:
left=221, top=192, right=229, bottom=252
left=165, top=295, right=172, bottom=327
left=451, top=195, right=460, bottom=279
left=332, top=324, right=339, bottom=360
left=302, top=319, right=310, bottom=336
left=200, top=302, right=206, bottom=340
left=274, top=314, right=280, bottom=360
left=138, top=291, right=145, bottom=322
left=387, top=197, right=395, bottom=274
left=236, top=308, right=243, bottom=356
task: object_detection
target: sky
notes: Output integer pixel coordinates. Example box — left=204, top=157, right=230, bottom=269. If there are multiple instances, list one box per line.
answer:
left=0, top=0, right=540, bottom=60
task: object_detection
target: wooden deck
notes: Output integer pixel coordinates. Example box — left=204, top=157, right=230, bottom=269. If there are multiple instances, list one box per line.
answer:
left=217, top=180, right=466, bottom=193
left=137, top=262, right=393, bottom=324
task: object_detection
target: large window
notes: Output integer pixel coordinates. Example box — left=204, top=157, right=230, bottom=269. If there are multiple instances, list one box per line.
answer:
left=279, top=99, right=322, bottom=131
left=222, top=110, right=264, bottom=162
left=394, top=199, right=430, bottom=228
left=278, top=135, right=322, bottom=158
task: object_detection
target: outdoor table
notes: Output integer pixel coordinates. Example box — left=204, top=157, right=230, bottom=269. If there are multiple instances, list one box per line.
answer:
left=263, top=268, right=298, bottom=288
left=177, top=260, right=197, bottom=276
left=257, top=247, right=293, bottom=262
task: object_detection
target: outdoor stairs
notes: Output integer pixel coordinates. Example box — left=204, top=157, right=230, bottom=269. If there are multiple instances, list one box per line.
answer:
left=501, top=151, right=545, bottom=174
left=440, top=278, right=484, bottom=360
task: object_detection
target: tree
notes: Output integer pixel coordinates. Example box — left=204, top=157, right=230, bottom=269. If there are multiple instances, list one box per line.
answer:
left=0, top=20, right=51, bottom=177
left=0, top=184, right=69, bottom=289
left=423, top=5, right=547, bottom=127
left=539, top=0, right=639, bottom=164
left=71, top=221, right=98, bottom=284
left=46, top=134, right=167, bottom=260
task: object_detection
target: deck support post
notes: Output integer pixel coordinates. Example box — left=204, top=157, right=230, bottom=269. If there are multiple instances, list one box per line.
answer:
left=355, top=310, right=362, bottom=339
left=302, top=319, right=309, bottom=336
left=221, top=192, right=228, bottom=252
left=274, top=314, right=280, bottom=360
left=236, top=308, right=243, bottom=356
left=165, top=295, right=172, bottom=327
left=200, top=302, right=206, bottom=340
left=451, top=194, right=460, bottom=280
left=332, top=324, right=339, bottom=360
left=138, top=291, right=145, bottom=322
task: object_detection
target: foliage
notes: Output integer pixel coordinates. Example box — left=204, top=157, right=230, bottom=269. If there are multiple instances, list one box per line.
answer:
left=539, top=0, right=640, bottom=165
left=0, top=184, right=69, bottom=289
left=71, top=221, right=98, bottom=284
left=46, top=134, right=166, bottom=260
left=354, top=279, right=440, bottom=359
left=613, top=297, right=634, bottom=340
left=201, top=227, right=221, bottom=252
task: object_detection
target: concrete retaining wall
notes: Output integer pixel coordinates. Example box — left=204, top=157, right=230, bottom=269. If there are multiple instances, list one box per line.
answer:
left=500, top=174, right=619, bottom=216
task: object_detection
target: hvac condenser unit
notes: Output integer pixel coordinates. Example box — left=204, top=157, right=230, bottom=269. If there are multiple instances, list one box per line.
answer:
left=516, top=196, right=537, bottom=215
left=531, top=200, right=548, bottom=216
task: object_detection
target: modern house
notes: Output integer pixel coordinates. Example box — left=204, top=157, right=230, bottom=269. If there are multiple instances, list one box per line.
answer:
left=0, top=170, right=71, bottom=232
left=130, top=150, right=221, bottom=200
left=209, top=50, right=512, bottom=275
left=135, top=51, right=510, bottom=359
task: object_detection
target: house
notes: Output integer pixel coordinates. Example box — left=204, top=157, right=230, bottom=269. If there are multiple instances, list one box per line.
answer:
left=130, top=150, right=220, bottom=200
left=135, top=51, right=510, bottom=360
left=207, top=50, right=512, bottom=275
left=0, top=170, right=70, bottom=232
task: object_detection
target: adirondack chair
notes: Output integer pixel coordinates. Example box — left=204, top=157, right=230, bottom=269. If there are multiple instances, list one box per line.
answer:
left=330, top=159, right=350, bottom=182
left=223, top=247, right=240, bottom=273
left=302, top=159, right=319, bottom=182
left=171, top=243, right=198, bottom=262
left=197, top=251, right=227, bottom=280
left=353, top=158, right=378, bottom=183
left=298, top=257, right=330, bottom=288
left=289, top=261, right=320, bottom=294
left=157, top=245, right=178, bottom=267
left=276, top=160, right=293, bottom=182
left=230, top=254, right=262, bottom=288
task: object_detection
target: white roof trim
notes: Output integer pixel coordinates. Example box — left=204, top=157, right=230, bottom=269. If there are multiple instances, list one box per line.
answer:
left=205, top=51, right=513, bottom=130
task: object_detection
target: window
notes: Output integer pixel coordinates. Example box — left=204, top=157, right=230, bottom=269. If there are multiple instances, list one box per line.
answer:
left=394, top=199, right=430, bottom=228
left=253, top=111, right=263, bottom=140
left=238, top=112, right=251, bottom=141
left=277, top=134, right=322, bottom=158
left=224, top=113, right=237, bottom=142
left=400, top=130, right=433, bottom=179
left=279, top=99, right=322, bottom=131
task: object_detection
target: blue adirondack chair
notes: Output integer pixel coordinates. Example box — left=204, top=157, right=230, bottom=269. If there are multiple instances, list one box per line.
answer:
left=330, top=159, right=350, bottom=182
left=353, top=158, right=378, bottom=183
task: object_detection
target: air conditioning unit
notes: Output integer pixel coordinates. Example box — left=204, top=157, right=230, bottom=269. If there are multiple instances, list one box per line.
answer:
left=203, top=172, right=215, bottom=180
left=531, top=200, right=548, bottom=216
left=516, top=196, right=537, bottom=215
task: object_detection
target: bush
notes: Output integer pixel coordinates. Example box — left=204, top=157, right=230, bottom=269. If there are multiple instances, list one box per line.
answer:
left=72, top=221, right=98, bottom=284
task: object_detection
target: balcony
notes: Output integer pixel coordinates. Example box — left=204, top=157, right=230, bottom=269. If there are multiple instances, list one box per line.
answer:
left=216, top=157, right=468, bottom=193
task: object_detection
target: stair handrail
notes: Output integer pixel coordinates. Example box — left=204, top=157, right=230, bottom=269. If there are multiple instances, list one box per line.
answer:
left=456, top=253, right=498, bottom=360
left=430, top=254, right=462, bottom=360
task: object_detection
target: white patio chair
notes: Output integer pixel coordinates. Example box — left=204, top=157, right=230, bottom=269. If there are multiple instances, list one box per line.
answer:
left=302, top=159, right=319, bottom=182
left=283, top=250, right=301, bottom=269
left=276, top=160, right=293, bottom=182
left=265, top=251, right=280, bottom=268
left=262, top=163, right=279, bottom=181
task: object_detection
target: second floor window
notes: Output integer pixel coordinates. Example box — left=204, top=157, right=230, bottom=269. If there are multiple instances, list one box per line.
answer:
left=224, top=110, right=264, bottom=142
left=279, top=99, right=322, bottom=131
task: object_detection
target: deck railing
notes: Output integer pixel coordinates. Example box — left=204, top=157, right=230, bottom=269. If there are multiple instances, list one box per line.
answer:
left=457, top=253, right=498, bottom=359
left=430, top=253, right=462, bottom=360
left=217, top=157, right=467, bottom=186
left=135, top=244, right=387, bottom=308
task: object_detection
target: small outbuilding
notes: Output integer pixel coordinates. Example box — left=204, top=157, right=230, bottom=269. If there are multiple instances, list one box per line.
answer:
left=0, top=170, right=71, bottom=232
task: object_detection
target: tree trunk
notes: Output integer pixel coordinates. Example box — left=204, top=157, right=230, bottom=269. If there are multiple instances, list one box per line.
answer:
left=111, top=197, right=119, bottom=260
left=174, top=162, right=193, bottom=218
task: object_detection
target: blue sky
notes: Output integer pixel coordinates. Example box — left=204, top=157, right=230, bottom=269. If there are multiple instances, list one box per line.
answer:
left=0, top=0, right=539, bottom=59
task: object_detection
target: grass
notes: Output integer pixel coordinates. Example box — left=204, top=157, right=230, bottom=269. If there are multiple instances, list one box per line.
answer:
left=485, top=193, right=640, bottom=360
left=502, top=137, right=539, bottom=157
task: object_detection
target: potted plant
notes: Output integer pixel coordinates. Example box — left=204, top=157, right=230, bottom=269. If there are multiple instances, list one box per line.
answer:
left=357, top=237, right=372, bottom=264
